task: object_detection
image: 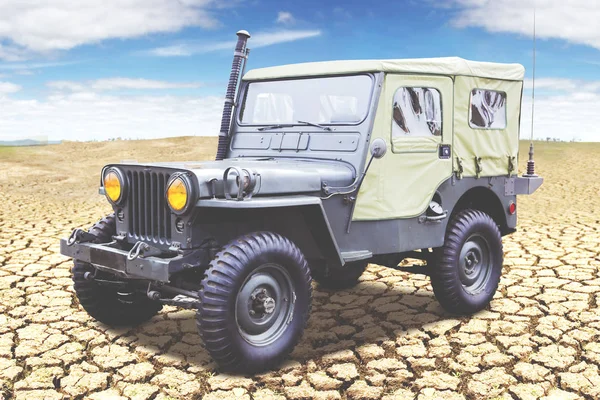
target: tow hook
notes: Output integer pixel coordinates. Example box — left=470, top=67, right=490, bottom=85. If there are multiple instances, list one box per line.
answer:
left=127, top=241, right=163, bottom=261
left=66, top=229, right=97, bottom=246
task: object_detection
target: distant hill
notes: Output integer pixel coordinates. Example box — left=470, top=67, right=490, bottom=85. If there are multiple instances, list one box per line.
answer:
left=0, top=139, right=62, bottom=147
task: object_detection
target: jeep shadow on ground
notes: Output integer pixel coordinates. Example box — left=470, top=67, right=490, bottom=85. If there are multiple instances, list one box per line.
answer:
left=119, top=261, right=460, bottom=377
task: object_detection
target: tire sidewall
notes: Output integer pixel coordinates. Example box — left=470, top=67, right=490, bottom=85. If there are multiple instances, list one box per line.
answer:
left=203, top=237, right=311, bottom=371
left=452, top=214, right=503, bottom=310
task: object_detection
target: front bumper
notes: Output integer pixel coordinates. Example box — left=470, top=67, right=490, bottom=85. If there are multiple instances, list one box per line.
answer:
left=60, top=239, right=190, bottom=282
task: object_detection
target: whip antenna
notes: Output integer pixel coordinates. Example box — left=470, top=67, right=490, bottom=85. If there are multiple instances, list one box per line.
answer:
left=524, top=6, right=537, bottom=177
left=530, top=7, right=536, bottom=144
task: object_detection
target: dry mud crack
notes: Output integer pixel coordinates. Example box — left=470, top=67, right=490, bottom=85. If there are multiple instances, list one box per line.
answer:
left=1, top=139, right=599, bottom=399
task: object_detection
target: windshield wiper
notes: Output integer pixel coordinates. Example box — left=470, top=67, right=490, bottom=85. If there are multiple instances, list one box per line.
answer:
left=257, top=124, right=290, bottom=131
left=296, top=120, right=332, bottom=131
left=257, top=121, right=332, bottom=131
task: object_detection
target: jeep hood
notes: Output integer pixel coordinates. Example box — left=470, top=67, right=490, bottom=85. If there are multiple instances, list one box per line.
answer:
left=116, top=158, right=355, bottom=199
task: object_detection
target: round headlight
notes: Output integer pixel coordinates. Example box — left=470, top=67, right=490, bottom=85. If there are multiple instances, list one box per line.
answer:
left=104, top=169, right=124, bottom=204
left=167, top=176, right=189, bottom=213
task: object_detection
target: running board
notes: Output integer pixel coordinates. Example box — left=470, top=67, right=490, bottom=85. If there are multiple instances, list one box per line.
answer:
left=341, top=250, right=373, bottom=263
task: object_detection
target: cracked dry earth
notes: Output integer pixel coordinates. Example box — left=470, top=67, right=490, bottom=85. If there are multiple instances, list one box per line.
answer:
left=1, top=139, right=600, bottom=400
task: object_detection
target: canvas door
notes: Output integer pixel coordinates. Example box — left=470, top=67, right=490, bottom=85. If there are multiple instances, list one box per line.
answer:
left=354, top=74, right=454, bottom=220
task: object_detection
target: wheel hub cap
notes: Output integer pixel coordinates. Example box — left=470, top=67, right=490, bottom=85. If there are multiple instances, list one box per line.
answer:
left=235, top=263, right=295, bottom=347
left=458, top=234, right=492, bottom=295
left=250, top=288, right=276, bottom=315
left=463, top=251, right=480, bottom=275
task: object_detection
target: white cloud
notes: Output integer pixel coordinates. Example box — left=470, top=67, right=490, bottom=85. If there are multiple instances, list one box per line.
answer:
left=92, top=78, right=202, bottom=91
left=3, top=73, right=598, bottom=143
left=147, top=29, right=322, bottom=57
left=47, top=81, right=87, bottom=92
left=276, top=11, right=295, bottom=25
left=0, top=43, right=30, bottom=62
left=524, top=78, right=600, bottom=93
left=0, top=0, right=221, bottom=60
left=520, top=78, right=600, bottom=142
left=0, top=81, right=21, bottom=94
left=0, top=60, right=83, bottom=71
left=13, top=69, right=36, bottom=76
left=444, top=0, right=600, bottom=50
left=0, top=92, right=223, bottom=141
left=149, top=45, right=199, bottom=58
left=47, top=78, right=203, bottom=92
left=252, top=30, right=322, bottom=48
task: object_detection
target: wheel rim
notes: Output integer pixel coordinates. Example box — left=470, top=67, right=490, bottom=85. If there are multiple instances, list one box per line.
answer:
left=235, top=263, right=295, bottom=346
left=458, top=233, right=492, bottom=295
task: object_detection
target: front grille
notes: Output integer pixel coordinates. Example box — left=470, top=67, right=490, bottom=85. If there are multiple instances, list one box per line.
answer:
left=126, top=170, right=172, bottom=244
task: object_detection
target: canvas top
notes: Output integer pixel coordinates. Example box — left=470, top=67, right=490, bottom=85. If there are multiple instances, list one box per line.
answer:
left=243, top=57, right=525, bottom=82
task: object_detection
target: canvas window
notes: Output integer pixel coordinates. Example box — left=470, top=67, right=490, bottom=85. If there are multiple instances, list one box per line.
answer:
left=392, top=87, right=442, bottom=137
left=469, top=89, right=507, bottom=129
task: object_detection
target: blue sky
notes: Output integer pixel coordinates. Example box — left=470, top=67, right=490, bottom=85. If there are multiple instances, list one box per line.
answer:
left=0, top=0, right=599, bottom=142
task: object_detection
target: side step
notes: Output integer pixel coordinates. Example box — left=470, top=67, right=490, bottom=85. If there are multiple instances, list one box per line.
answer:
left=341, top=250, right=373, bottom=263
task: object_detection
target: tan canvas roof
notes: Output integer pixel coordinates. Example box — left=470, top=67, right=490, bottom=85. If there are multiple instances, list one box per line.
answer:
left=243, top=57, right=525, bottom=82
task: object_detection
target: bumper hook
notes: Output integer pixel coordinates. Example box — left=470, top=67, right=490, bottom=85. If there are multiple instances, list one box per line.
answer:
left=127, top=241, right=145, bottom=261
left=127, top=241, right=163, bottom=261
left=67, top=229, right=97, bottom=247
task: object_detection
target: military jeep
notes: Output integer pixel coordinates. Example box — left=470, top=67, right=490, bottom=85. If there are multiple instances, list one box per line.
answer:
left=60, top=31, right=542, bottom=372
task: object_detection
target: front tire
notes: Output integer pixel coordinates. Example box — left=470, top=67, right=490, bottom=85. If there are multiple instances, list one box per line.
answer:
left=71, top=214, right=162, bottom=326
left=430, top=209, right=503, bottom=315
left=197, top=232, right=312, bottom=373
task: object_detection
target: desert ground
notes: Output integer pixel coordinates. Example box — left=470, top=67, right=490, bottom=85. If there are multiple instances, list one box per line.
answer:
left=0, top=138, right=599, bottom=400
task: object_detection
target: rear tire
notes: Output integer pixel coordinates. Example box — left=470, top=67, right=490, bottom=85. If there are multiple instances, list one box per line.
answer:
left=197, top=232, right=312, bottom=373
left=430, top=209, right=503, bottom=315
left=311, top=260, right=368, bottom=289
left=71, top=214, right=162, bottom=326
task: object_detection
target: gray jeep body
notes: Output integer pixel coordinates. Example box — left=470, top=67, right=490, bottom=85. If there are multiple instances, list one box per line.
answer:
left=60, top=67, right=541, bottom=284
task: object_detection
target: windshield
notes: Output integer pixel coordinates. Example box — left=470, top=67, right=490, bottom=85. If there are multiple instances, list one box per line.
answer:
left=239, top=75, right=373, bottom=126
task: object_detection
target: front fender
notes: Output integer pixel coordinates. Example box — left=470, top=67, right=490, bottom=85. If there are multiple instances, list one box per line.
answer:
left=195, top=196, right=344, bottom=266
left=197, top=195, right=323, bottom=209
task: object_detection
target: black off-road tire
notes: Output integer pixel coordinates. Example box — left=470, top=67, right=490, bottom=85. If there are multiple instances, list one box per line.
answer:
left=71, top=214, right=162, bottom=326
left=430, top=209, right=503, bottom=315
left=197, top=232, right=312, bottom=373
left=311, top=260, right=368, bottom=289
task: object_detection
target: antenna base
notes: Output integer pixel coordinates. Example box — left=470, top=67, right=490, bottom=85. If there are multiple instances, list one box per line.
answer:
left=522, top=143, right=537, bottom=177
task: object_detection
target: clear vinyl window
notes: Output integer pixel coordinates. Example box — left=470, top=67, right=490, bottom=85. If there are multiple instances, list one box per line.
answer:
left=392, top=87, right=442, bottom=137
left=469, top=89, right=507, bottom=129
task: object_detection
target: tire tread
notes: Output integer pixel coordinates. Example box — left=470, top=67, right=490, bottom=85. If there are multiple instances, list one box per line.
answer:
left=197, top=231, right=312, bottom=373
left=430, top=209, right=503, bottom=315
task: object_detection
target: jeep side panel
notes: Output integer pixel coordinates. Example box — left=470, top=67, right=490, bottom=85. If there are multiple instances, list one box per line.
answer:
left=328, top=175, right=516, bottom=259
left=353, top=74, right=455, bottom=221
left=452, top=75, right=523, bottom=178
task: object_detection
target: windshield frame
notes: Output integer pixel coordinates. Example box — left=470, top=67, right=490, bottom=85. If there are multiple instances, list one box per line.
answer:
left=236, top=73, right=376, bottom=128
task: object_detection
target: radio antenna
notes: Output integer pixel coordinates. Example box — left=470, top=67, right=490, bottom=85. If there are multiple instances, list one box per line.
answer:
left=524, top=6, right=538, bottom=177
left=530, top=7, right=536, bottom=144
